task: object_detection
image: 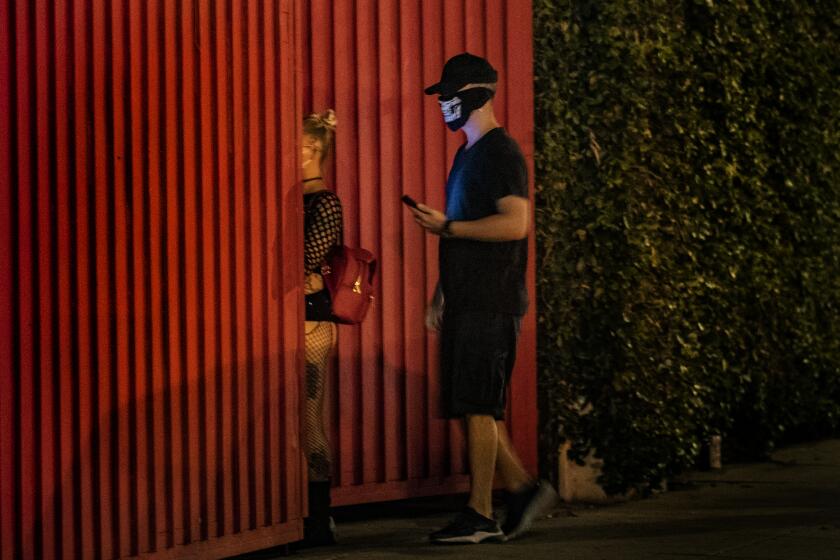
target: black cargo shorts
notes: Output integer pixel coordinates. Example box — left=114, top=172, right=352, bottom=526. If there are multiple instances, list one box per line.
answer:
left=439, top=310, right=522, bottom=420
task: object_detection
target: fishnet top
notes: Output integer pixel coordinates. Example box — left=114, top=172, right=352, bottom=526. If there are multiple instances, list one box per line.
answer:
left=304, top=190, right=343, bottom=275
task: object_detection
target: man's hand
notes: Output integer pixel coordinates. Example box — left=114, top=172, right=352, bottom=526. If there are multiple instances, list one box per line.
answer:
left=411, top=203, right=448, bottom=235
left=425, top=283, right=444, bottom=332
left=425, top=301, right=443, bottom=332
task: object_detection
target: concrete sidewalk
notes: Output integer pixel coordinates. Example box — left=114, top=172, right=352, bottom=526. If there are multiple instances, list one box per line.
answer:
left=239, top=439, right=840, bottom=560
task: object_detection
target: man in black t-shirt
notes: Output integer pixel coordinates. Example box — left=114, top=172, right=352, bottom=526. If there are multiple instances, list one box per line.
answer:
left=411, top=53, right=557, bottom=545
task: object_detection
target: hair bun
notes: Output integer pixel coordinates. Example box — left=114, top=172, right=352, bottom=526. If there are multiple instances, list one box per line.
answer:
left=319, top=109, right=337, bottom=130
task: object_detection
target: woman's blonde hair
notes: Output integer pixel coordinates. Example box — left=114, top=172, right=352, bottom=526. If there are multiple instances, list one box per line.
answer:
left=303, top=109, right=337, bottom=161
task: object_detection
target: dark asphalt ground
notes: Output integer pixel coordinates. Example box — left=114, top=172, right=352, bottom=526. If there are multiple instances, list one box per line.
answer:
left=235, top=439, right=840, bottom=560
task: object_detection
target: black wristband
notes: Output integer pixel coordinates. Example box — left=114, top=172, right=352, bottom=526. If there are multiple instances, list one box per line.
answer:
left=441, top=219, right=453, bottom=237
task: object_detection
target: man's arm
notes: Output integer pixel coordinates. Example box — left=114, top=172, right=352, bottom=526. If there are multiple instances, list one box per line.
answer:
left=411, top=195, right=530, bottom=241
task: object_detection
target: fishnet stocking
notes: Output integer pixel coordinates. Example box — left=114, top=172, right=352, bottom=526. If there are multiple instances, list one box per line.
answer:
left=303, top=320, right=337, bottom=481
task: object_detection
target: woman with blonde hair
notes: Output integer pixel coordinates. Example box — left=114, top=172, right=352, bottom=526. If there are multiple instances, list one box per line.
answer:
left=299, top=109, right=342, bottom=546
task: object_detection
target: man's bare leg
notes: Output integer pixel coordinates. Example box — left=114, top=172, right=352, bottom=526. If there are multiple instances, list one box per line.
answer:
left=465, top=414, right=498, bottom=518
left=495, top=420, right=532, bottom=492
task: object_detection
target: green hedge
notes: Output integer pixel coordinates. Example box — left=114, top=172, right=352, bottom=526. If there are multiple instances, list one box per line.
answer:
left=534, top=0, right=840, bottom=494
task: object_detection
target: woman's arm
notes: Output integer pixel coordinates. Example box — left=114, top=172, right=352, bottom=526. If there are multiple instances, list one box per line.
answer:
left=304, top=194, right=343, bottom=274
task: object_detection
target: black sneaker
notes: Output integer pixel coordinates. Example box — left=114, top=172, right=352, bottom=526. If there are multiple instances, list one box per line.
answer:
left=429, top=507, right=504, bottom=544
left=502, top=480, right=559, bottom=540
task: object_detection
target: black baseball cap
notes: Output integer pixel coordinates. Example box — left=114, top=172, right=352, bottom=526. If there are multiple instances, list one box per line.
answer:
left=424, top=52, right=498, bottom=97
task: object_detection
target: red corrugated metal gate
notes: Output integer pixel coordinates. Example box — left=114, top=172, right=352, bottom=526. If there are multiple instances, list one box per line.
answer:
left=0, top=1, right=535, bottom=558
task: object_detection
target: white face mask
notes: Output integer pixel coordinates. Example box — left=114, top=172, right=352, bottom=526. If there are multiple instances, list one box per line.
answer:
left=439, top=96, right=462, bottom=123
left=437, top=88, right=494, bottom=131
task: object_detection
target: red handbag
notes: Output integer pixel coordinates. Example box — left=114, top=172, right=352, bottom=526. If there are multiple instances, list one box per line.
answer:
left=320, top=244, right=376, bottom=324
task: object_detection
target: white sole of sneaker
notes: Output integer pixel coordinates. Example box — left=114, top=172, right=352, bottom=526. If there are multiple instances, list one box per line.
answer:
left=505, top=483, right=559, bottom=541
left=431, top=530, right=505, bottom=545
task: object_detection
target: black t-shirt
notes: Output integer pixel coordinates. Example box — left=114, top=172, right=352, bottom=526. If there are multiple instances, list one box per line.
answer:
left=439, top=127, right=529, bottom=316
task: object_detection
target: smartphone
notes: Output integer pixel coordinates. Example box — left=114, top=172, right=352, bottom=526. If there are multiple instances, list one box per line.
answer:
left=401, top=194, right=420, bottom=210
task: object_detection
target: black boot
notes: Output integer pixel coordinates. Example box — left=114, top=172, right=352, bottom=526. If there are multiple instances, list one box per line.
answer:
left=302, top=480, right=336, bottom=547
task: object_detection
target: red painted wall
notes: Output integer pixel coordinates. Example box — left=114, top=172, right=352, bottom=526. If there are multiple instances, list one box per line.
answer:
left=0, top=1, right=536, bottom=558
left=299, top=0, right=537, bottom=506
left=0, top=1, right=306, bottom=558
